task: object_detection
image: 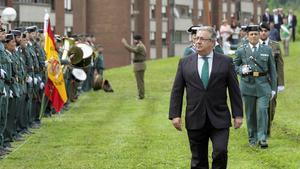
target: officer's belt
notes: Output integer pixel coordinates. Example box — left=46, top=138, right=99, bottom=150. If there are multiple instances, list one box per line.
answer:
left=133, top=60, right=144, bottom=63
left=242, top=72, right=267, bottom=77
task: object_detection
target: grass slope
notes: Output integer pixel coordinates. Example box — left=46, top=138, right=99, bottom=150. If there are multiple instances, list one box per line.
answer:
left=0, top=42, right=300, bottom=169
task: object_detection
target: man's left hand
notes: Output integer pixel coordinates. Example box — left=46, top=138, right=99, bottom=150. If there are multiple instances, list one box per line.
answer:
left=234, top=117, right=243, bottom=129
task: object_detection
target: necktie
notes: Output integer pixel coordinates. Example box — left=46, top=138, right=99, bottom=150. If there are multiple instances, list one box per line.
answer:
left=201, top=57, right=209, bottom=88
left=262, top=41, right=266, bottom=45
left=253, top=46, right=258, bottom=58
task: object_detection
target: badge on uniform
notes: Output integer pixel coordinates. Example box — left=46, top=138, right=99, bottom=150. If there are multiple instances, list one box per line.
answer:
left=260, top=54, right=269, bottom=57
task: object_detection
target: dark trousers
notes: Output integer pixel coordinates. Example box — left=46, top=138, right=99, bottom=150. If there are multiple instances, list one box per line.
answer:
left=187, top=118, right=229, bottom=169
left=292, top=27, right=296, bottom=42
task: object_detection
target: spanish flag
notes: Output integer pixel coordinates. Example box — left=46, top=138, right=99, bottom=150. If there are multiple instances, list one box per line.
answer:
left=44, top=13, right=67, bottom=112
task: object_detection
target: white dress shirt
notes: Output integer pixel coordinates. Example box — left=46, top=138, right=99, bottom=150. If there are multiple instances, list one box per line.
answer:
left=197, top=51, right=213, bottom=80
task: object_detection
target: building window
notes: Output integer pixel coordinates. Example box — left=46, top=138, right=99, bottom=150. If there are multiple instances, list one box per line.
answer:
left=174, top=31, right=189, bottom=43
left=175, top=5, right=191, bottom=18
left=0, top=0, right=6, bottom=6
left=150, top=32, right=156, bottom=45
left=150, top=5, right=156, bottom=19
left=162, top=6, right=167, bottom=18
left=51, top=0, right=55, bottom=10
left=64, top=27, right=73, bottom=36
left=162, top=32, right=167, bottom=46
left=64, top=0, right=72, bottom=12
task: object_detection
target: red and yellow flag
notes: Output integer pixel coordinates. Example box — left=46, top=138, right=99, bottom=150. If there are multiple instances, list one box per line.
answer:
left=44, top=13, right=67, bottom=112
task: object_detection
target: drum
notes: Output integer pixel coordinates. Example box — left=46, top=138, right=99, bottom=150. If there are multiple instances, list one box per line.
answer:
left=71, top=68, right=87, bottom=81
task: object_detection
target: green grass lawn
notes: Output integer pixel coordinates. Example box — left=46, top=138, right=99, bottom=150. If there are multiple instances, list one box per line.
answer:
left=0, top=42, right=300, bottom=169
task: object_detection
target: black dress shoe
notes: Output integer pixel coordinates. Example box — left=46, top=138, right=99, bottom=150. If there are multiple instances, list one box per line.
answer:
left=259, top=140, right=268, bottom=149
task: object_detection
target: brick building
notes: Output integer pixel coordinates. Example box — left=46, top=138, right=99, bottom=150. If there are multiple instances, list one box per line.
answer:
left=0, top=0, right=265, bottom=68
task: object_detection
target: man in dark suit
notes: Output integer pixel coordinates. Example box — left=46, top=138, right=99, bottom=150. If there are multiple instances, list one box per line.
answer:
left=262, top=8, right=273, bottom=24
left=169, top=26, right=243, bottom=169
left=288, top=9, right=297, bottom=42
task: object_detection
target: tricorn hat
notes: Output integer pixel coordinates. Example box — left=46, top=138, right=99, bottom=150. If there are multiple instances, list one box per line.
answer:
left=247, top=25, right=261, bottom=32
left=187, top=25, right=202, bottom=35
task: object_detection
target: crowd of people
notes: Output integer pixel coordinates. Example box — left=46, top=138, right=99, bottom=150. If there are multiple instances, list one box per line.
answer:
left=208, top=8, right=297, bottom=56
left=0, top=23, right=109, bottom=158
left=173, top=7, right=292, bottom=169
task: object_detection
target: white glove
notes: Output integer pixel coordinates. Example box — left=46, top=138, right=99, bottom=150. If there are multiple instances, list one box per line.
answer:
left=0, top=69, right=6, bottom=78
left=271, top=90, right=276, bottom=100
left=33, top=77, right=38, bottom=85
left=39, top=82, right=45, bottom=89
left=3, top=88, right=7, bottom=97
left=242, top=65, right=251, bottom=74
left=44, top=61, right=48, bottom=67
left=26, top=76, right=33, bottom=84
left=277, top=86, right=285, bottom=92
left=37, top=76, right=42, bottom=82
left=9, top=90, right=13, bottom=98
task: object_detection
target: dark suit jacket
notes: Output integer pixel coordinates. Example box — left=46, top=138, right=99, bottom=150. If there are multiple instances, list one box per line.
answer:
left=169, top=52, right=243, bottom=130
left=262, top=13, right=273, bottom=23
left=290, top=15, right=297, bottom=27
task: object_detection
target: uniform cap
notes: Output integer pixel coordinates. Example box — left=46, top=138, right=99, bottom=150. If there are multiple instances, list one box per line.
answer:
left=247, top=25, right=261, bottom=32
left=3, top=34, right=14, bottom=43
left=133, top=34, right=142, bottom=40
left=26, top=26, right=38, bottom=33
left=187, top=25, right=202, bottom=34
left=10, top=30, right=22, bottom=37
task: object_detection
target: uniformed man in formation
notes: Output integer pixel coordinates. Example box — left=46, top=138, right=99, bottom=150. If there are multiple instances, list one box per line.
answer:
left=0, top=25, right=48, bottom=157
left=234, top=25, right=277, bottom=149
left=259, top=22, right=285, bottom=137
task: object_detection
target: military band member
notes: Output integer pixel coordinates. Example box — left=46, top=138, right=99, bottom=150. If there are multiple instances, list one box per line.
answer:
left=94, top=44, right=104, bottom=76
left=234, top=25, right=277, bottom=148
left=259, top=22, right=285, bottom=136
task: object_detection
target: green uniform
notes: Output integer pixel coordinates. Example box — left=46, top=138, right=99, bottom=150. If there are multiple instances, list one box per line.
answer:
left=183, top=45, right=196, bottom=57
left=234, top=43, right=277, bottom=144
left=4, top=49, right=19, bottom=142
left=265, top=40, right=284, bottom=136
left=0, top=43, right=11, bottom=148
left=22, top=46, right=35, bottom=128
left=124, top=42, right=147, bottom=99
left=27, top=42, right=41, bottom=125
left=16, top=46, right=30, bottom=131
left=214, top=44, right=224, bottom=54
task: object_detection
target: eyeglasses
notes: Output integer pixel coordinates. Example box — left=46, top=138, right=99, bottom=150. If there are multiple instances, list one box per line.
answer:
left=196, top=37, right=212, bottom=42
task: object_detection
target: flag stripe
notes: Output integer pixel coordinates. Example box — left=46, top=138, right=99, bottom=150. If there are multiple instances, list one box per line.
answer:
left=44, top=13, right=68, bottom=112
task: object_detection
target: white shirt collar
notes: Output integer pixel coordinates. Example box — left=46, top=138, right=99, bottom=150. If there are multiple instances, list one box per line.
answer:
left=259, top=38, right=269, bottom=45
left=249, top=43, right=259, bottom=50
left=198, top=51, right=213, bottom=59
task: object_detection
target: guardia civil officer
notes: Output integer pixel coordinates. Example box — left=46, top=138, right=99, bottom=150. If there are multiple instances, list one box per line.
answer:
left=234, top=25, right=277, bottom=148
left=259, top=22, right=284, bottom=136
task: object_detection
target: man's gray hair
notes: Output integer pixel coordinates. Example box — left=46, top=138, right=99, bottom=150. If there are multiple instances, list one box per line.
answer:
left=197, top=26, right=217, bottom=40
